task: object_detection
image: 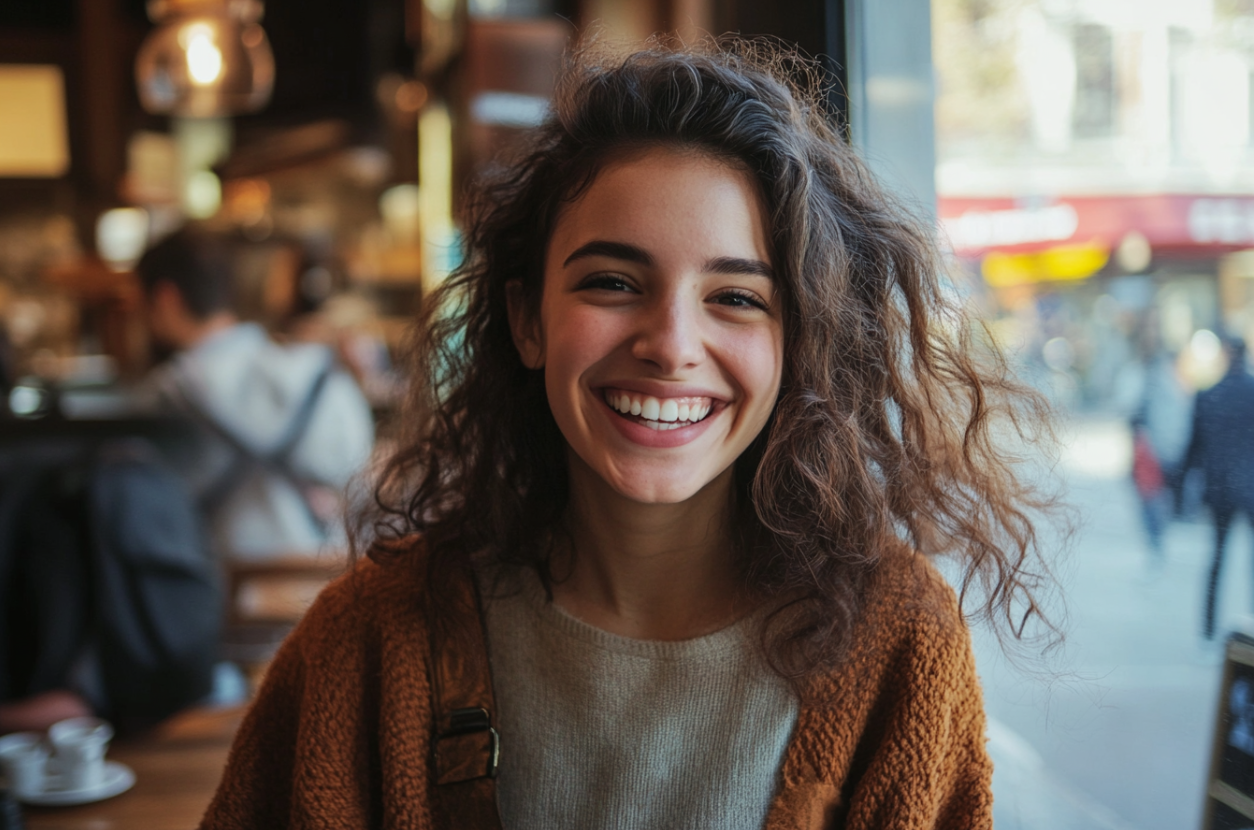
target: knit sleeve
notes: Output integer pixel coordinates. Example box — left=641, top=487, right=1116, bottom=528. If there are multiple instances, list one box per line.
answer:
left=198, top=621, right=310, bottom=829
left=196, top=564, right=397, bottom=830
left=915, top=621, right=994, bottom=829
left=843, top=592, right=994, bottom=830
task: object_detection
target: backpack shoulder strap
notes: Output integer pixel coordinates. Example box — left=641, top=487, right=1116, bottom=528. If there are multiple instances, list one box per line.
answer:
left=170, top=353, right=336, bottom=532
left=172, top=351, right=335, bottom=468
left=426, top=559, right=502, bottom=829
left=270, top=352, right=334, bottom=464
left=165, top=377, right=257, bottom=517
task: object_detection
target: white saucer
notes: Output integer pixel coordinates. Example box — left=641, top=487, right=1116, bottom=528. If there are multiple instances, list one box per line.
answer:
left=18, top=761, right=136, bottom=807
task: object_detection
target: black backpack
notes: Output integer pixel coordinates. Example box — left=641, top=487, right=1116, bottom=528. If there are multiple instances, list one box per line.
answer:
left=0, top=439, right=221, bottom=729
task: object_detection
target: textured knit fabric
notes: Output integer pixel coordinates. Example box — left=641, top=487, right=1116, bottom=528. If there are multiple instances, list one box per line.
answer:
left=480, top=567, right=798, bottom=830
left=199, top=539, right=994, bottom=829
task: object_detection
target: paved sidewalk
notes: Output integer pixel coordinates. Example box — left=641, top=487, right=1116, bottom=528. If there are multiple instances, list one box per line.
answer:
left=969, top=415, right=1243, bottom=830
left=988, top=717, right=1134, bottom=830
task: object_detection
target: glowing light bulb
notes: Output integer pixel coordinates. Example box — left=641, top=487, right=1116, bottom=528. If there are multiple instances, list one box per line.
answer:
left=136, top=2, right=274, bottom=116
left=185, top=26, right=223, bottom=86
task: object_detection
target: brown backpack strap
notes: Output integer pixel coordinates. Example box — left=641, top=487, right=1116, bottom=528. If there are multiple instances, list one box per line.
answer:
left=427, top=562, right=503, bottom=829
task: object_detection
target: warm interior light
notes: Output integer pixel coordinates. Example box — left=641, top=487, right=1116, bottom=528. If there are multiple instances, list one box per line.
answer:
left=380, top=184, right=421, bottom=245
left=96, top=207, right=150, bottom=271
left=185, top=25, right=223, bottom=86
left=135, top=0, right=273, bottom=117
left=185, top=169, right=222, bottom=218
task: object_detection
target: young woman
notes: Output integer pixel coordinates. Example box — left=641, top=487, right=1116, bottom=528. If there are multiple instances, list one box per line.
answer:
left=201, top=41, right=1058, bottom=830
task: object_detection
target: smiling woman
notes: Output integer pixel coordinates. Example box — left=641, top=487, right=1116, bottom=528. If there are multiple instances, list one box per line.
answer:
left=512, top=150, right=782, bottom=514
left=200, top=39, right=1063, bottom=830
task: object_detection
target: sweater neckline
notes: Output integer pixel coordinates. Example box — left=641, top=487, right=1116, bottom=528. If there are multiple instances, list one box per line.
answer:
left=482, top=565, right=762, bottom=662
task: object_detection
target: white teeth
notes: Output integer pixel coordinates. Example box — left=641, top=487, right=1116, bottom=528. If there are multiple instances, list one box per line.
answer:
left=604, top=390, right=713, bottom=425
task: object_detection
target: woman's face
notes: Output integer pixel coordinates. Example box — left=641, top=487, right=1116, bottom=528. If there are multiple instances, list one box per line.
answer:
left=510, top=148, right=784, bottom=505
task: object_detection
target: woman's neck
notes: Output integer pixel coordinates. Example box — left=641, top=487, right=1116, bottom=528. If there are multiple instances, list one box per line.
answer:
left=551, top=459, right=752, bottom=641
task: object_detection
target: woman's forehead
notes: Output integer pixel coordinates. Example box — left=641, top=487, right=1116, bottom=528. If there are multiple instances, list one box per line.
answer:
left=545, top=147, right=772, bottom=271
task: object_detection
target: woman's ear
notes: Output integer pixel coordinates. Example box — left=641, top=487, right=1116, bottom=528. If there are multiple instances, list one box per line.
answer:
left=506, top=280, right=545, bottom=369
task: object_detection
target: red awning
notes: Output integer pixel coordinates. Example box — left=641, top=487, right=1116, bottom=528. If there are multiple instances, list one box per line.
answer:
left=938, top=194, right=1254, bottom=259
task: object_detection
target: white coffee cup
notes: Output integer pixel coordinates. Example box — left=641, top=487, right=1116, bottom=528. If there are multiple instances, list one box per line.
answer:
left=47, top=717, right=113, bottom=791
left=0, top=731, right=49, bottom=797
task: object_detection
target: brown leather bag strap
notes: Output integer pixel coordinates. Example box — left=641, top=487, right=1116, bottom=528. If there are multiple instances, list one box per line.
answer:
left=427, top=563, right=503, bottom=829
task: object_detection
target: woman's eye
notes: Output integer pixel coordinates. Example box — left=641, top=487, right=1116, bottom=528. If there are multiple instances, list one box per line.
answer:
left=712, top=290, right=769, bottom=311
left=578, top=274, right=635, bottom=292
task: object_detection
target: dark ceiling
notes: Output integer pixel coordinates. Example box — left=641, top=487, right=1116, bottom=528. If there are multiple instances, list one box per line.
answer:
left=0, top=0, right=412, bottom=129
left=0, top=0, right=148, bottom=29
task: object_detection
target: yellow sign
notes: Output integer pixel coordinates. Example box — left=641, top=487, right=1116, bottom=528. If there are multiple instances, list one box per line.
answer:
left=982, top=243, right=1110, bottom=287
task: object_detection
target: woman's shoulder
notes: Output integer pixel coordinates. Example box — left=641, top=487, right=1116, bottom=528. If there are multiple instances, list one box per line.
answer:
left=841, top=541, right=974, bottom=672
left=288, top=536, right=434, bottom=650
left=791, top=543, right=973, bottom=701
left=787, top=545, right=993, bottom=824
left=795, top=543, right=982, bottom=724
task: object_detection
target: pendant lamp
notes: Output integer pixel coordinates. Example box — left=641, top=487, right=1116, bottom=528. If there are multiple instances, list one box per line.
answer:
left=135, top=0, right=275, bottom=117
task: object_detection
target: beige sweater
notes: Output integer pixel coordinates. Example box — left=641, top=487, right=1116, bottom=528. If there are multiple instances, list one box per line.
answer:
left=481, top=567, right=799, bottom=829
left=200, top=539, right=993, bottom=829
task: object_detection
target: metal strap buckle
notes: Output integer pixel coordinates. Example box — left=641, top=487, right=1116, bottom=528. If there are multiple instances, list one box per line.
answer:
left=435, top=706, right=500, bottom=783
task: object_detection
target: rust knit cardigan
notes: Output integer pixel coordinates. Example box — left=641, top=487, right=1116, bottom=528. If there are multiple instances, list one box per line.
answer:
left=199, top=541, right=993, bottom=829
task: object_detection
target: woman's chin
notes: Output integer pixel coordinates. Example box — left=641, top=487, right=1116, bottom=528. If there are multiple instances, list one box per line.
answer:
left=565, top=443, right=736, bottom=508
left=596, top=464, right=733, bottom=507
left=616, top=483, right=705, bottom=506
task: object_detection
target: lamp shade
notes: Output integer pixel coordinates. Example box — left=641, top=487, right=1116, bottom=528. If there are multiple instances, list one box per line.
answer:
left=135, top=0, right=274, bottom=117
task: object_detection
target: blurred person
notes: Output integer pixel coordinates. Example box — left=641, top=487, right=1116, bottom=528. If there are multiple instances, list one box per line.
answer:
left=1129, top=344, right=1193, bottom=564
left=1176, top=336, right=1254, bottom=639
left=133, top=229, right=374, bottom=561
left=202, top=42, right=1065, bottom=829
left=1, top=440, right=220, bottom=734
left=1135, top=345, right=1193, bottom=479
left=270, top=244, right=398, bottom=407
left=1130, top=413, right=1168, bottom=563
left=271, top=244, right=338, bottom=340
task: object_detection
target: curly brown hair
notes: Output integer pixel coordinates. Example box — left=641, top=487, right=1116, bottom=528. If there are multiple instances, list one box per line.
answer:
left=359, top=39, right=1063, bottom=677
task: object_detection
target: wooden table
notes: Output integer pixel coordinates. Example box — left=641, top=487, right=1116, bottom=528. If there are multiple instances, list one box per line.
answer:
left=24, top=706, right=244, bottom=830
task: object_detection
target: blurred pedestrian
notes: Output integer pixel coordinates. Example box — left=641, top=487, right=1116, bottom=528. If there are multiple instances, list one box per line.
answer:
left=133, top=229, right=375, bottom=562
left=1138, top=349, right=1193, bottom=485
left=1176, top=336, right=1254, bottom=639
left=1130, top=412, right=1168, bottom=564
left=1129, top=345, right=1192, bottom=565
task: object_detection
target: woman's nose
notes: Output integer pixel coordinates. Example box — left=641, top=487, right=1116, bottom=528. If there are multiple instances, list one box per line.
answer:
left=630, top=293, right=705, bottom=373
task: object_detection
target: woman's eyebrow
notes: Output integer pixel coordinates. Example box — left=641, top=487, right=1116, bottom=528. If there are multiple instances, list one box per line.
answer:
left=562, top=241, right=773, bottom=280
left=563, top=240, right=654, bottom=267
left=704, top=256, right=774, bottom=280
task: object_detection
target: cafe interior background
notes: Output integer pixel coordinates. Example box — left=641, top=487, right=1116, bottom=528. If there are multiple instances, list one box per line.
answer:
left=4, top=0, right=1254, bottom=827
